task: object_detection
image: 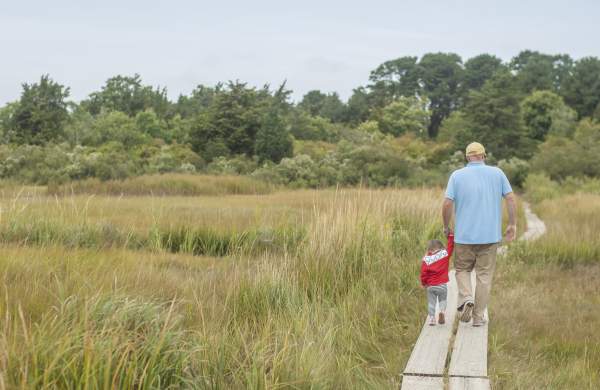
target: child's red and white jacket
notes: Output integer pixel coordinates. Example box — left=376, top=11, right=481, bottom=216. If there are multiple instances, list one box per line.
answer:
left=420, top=234, right=454, bottom=287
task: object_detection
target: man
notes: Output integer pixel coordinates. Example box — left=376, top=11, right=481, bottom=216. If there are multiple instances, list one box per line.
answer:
left=442, top=142, right=517, bottom=327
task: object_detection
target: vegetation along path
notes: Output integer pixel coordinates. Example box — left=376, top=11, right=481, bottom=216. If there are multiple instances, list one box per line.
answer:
left=401, top=202, right=546, bottom=390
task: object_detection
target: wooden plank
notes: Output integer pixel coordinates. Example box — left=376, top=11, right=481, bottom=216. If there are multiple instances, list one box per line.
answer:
left=403, top=271, right=457, bottom=376
left=449, top=377, right=490, bottom=390
left=401, top=375, right=444, bottom=390
left=448, top=272, right=488, bottom=378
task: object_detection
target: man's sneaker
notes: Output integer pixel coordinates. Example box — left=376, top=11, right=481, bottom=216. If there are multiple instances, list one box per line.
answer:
left=428, top=315, right=436, bottom=326
left=472, top=317, right=487, bottom=327
left=460, top=301, right=474, bottom=322
left=438, top=312, right=445, bottom=325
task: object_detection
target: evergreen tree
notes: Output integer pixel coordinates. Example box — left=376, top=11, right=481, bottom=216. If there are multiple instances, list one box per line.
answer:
left=255, top=86, right=293, bottom=163
left=12, top=75, right=70, bottom=145
left=463, top=71, right=532, bottom=159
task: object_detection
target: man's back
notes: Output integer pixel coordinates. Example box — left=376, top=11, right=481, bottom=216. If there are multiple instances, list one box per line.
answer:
left=445, top=161, right=512, bottom=244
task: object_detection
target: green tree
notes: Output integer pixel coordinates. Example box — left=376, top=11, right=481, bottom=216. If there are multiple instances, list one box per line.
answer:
left=521, top=91, right=569, bottom=140
left=63, top=107, right=94, bottom=147
left=368, top=56, right=420, bottom=108
left=188, top=81, right=273, bottom=159
left=175, top=84, right=219, bottom=118
left=346, top=87, right=371, bottom=124
left=463, top=54, right=505, bottom=92
left=561, top=57, right=600, bottom=118
left=135, top=110, right=166, bottom=139
left=255, top=105, right=293, bottom=163
left=83, top=74, right=171, bottom=118
left=437, top=111, right=473, bottom=151
left=298, top=90, right=347, bottom=122
left=462, top=71, right=531, bottom=159
left=377, top=97, right=429, bottom=137
left=510, top=51, right=573, bottom=93
left=418, top=53, right=464, bottom=138
left=11, top=75, right=70, bottom=145
left=288, top=110, right=340, bottom=141
left=256, top=84, right=293, bottom=162
left=0, top=102, right=19, bottom=143
left=88, top=111, right=149, bottom=148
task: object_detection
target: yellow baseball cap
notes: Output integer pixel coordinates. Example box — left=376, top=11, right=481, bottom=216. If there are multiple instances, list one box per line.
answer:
left=465, top=142, right=486, bottom=157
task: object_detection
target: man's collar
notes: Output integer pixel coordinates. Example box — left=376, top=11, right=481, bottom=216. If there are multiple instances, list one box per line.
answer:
left=467, top=161, right=485, bottom=166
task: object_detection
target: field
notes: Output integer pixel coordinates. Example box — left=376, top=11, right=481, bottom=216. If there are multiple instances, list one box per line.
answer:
left=0, top=180, right=449, bottom=389
left=0, top=176, right=596, bottom=389
left=490, top=194, right=600, bottom=389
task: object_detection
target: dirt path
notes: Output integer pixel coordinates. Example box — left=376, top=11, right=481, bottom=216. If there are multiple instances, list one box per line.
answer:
left=401, top=202, right=546, bottom=390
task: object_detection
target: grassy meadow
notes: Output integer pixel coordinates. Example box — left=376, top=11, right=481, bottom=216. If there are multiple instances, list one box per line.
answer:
left=490, top=194, right=600, bottom=389
left=0, top=177, right=449, bottom=389
left=1, top=174, right=597, bottom=389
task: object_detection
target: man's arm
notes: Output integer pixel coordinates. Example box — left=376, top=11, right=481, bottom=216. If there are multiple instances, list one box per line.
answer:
left=442, top=198, right=454, bottom=236
left=504, top=192, right=517, bottom=242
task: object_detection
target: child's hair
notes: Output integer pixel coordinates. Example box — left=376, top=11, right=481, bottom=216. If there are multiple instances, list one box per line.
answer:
left=427, top=239, right=445, bottom=252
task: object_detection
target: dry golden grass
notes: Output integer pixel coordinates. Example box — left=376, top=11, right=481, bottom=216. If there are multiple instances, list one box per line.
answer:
left=47, top=174, right=275, bottom=197
left=0, top=187, right=449, bottom=388
left=489, top=193, right=600, bottom=389
left=490, top=265, right=600, bottom=389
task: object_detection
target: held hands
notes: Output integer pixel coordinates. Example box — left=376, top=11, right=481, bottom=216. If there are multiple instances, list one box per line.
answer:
left=443, top=226, right=453, bottom=237
left=504, top=224, right=517, bottom=242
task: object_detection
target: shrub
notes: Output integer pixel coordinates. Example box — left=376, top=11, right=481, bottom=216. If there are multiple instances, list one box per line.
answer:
left=377, top=97, right=429, bottom=137
left=206, top=155, right=258, bottom=175
left=498, top=157, right=530, bottom=188
left=523, top=173, right=560, bottom=203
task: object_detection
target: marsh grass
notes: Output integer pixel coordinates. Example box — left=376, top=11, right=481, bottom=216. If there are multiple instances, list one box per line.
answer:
left=47, top=174, right=275, bottom=197
left=0, top=188, right=445, bottom=388
left=489, top=193, right=600, bottom=389
left=509, top=194, right=600, bottom=267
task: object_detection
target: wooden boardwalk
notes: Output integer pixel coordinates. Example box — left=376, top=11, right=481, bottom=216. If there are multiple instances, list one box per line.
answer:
left=403, top=271, right=458, bottom=377
left=401, top=202, right=545, bottom=389
left=401, top=272, right=489, bottom=390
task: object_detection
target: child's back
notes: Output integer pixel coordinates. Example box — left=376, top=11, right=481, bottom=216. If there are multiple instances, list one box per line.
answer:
left=420, top=233, right=454, bottom=325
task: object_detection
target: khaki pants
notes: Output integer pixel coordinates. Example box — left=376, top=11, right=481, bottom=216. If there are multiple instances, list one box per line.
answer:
left=455, top=243, right=498, bottom=321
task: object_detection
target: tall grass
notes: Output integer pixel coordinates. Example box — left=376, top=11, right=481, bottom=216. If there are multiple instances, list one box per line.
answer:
left=0, top=188, right=447, bottom=388
left=509, top=193, right=600, bottom=267
left=488, top=192, right=600, bottom=389
left=47, top=174, right=275, bottom=196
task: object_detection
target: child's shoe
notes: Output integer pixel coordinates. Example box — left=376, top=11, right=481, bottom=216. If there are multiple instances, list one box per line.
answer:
left=438, top=312, right=445, bottom=325
left=428, top=315, right=436, bottom=326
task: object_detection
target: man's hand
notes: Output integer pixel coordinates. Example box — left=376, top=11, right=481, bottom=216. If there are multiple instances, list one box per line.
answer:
left=504, top=224, right=517, bottom=242
left=443, top=226, right=453, bottom=237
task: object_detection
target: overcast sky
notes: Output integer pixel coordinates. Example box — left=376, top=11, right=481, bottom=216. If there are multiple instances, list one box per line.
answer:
left=1, top=0, right=599, bottom=105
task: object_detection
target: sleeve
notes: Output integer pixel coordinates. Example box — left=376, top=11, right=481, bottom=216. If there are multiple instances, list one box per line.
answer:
left=446, top=233, right=454, bottom=258
left=420, top=259, right=427, bottom=287
left=500, top=170, right=513, bottom=196
left=445, top=173, right=456, bottom=200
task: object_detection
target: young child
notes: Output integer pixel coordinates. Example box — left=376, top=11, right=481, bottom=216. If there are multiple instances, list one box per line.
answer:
left=420, top=233, right=454, bottom=326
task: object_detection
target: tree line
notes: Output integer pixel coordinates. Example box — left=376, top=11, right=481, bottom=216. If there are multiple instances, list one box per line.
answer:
left=0, top=50, right=599, bottom=187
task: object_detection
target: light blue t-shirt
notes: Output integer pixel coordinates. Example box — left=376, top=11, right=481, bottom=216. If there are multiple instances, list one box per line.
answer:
left=445, top=161, right=513, bottom=244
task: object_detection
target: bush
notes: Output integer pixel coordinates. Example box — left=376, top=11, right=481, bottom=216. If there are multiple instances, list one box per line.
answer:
left=531, top=119, right=600, bottom=180
left=523, top=173, right=561, bottom=203
left=377, top=97, right=429, bottom=137
left=206, top=155, right=258, bottom=175
left=498, top=158, right=530, bottom=188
